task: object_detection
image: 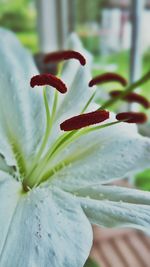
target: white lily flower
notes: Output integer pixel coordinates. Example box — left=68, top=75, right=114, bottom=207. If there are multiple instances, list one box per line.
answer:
left=0, top=28, right=150, bottom=267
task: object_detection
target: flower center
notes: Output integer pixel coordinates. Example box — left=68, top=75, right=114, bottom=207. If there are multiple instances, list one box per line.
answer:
left=21, top=51, right=150, bottom=192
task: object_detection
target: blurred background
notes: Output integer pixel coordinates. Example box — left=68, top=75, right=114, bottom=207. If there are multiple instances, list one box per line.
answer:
left=0, top=1, right=150, bottom=266
left=0, top=0, right=150, bottom=84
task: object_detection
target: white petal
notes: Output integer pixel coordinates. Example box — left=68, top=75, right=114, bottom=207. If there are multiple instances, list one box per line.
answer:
left=51, top=118, right=150, bottom=190
left=73, top=184, right=150, bottom=205
left=0, top=155, right=14, bottom=174
left=0, top=179, right=92, bottom=267
left=56, top=33, right=94, bottom=120
left=79, top=186, right=150, bottom=234
left=0, top=28, right=45, bottom=166
left=56, top=65, right=94, bottom=122
left=0, top=173, right=21, bottom=256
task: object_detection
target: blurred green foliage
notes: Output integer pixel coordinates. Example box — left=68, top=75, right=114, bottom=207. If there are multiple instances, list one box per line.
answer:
left=84, top=258, right=100, bottom=267
left=0, top=10, right=35, bottom=32
left=0, top=0, right=38, bottom=52
left=135, top=169, right=150, bottom=191
left=16, top=31, right=38, bottom=53
left=0, top=0, right=36, bottom=31
left=81, top=36, right=100, bottom=55
left=0, top=0, right=32, bottom=14
left=76, top=0, right=104, bottom=23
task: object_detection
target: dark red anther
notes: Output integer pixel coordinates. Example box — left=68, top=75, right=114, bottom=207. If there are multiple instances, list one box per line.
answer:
left=60, top=110, right=109, bottom=131
left=110, top=90, right=150, bottom=109
left=44, top=50, right=86, bottom=66
left=116, top=112, right=147, bottom=124
left=89, top=73, right=127, bottom=87
left=30, top=74, right=67, bottom=94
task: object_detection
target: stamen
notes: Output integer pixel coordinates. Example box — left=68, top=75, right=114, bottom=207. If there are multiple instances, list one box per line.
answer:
left=44, top=50, right=86, bottom=66
left=30, top=74, right=67, bottom=94
left=99, top=70, right=150, bottom=110
left=89, top=73, right=127, bottom=87
left=60, top=110, right=109, bottom=131
left=110, top=90, right=150, bottom=109
left=116, top=112, right=147, bottom=124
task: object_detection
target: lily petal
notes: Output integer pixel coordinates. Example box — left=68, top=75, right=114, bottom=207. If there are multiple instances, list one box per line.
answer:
left=0, top=178, right=92, bottom=267
left=74, top=185, right=150, bottom=205
left=0, top=28, right=45, bottom=167
left=56, top=33, right=94, bottom=121
left=78, top=186, right=150, bottom=233
left=51, top=116, right=150, bottom=190
left=0, top=155, right=14, bottom=175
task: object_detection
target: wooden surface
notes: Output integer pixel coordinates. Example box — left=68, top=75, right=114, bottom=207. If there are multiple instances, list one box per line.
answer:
left=90, top=227, right=150, bottom=267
